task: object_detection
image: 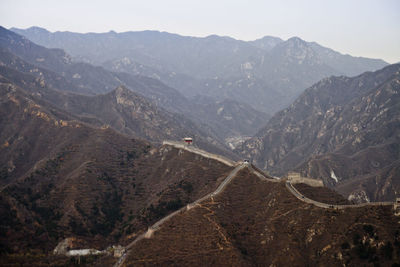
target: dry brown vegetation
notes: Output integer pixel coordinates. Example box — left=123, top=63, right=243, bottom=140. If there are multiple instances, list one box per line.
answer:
left=0, top=84, right=232, bottom=264
left=293, top=183, right=352, bottom=205
left=126, top=168, right=400, bottom=266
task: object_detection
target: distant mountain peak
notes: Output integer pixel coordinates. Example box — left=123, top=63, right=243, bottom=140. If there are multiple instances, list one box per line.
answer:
left=114, top=85, right=130, bottom=94
left=8, top=26, right=51, bottom=36
left=258, top=35, right=283, bottom=41
left=249, top=36, right=283, bottom=51
left=204, top=34, right=236, bottom=42
left=285, top=36, right=309, bottom=47
left=271, top=36, right=318, bottom=63
left=287, top=36, right=304, bottom=41
left=25, top=26, right=50, bottom=33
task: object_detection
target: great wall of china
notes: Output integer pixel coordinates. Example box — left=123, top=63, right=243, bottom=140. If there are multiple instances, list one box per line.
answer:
left=113, top=140, right=398, bottom=266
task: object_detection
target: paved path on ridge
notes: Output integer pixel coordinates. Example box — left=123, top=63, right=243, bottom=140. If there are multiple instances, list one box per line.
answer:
left=114, top=141, right=394, bottom=266
left=285, top=180, right=393, bottom=209
left=114, top=163, right=245, bottom=267
left=162, top=140, right=236, bottom=167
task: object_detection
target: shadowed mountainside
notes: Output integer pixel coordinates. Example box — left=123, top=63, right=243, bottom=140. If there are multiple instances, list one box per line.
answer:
left=0, top=81, right=234, bottom=263
left=238, top=64, right=400, bottom=202
left=0, top=62, right=235, bottom=157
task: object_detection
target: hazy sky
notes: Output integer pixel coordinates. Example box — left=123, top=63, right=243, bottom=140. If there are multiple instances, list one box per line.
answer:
left=1, top=0, right=399, bottom=63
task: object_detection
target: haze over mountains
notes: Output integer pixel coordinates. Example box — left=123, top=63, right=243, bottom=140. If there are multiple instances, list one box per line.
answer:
left=1, top=26, right=271, bottom=145
left=12, top=26, right=387, bottom=114
left=1, top=25, right=399, bottom=265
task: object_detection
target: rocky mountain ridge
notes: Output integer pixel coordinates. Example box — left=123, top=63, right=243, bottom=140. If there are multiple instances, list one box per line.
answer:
left=238, top=64, right=400, bottom=202
left=0, top=62, right=235, bottom=157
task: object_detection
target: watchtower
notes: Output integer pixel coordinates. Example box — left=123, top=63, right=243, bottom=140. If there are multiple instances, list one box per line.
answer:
left=183, top=137, right=193, bottom=145
left=288, top=172, right=301, bottom=181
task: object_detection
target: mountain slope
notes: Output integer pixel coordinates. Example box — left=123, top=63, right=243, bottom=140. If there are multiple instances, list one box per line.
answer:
left=0, top=81, right=234, bottom=262
left=124, top=168, right=400, bottom=266
left=255, top=37, right=340, bottom=96
left=0, top=62, right=236, bottom=158
left=238, top=64, right=400, bottom=202
left=54, top=84, right=234, bottom=152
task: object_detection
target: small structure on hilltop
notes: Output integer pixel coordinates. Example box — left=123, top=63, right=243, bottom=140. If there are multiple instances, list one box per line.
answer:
left=112, top=245, right=126, bottom=258
left=288, top=172, right=301, bottom=180
left=287, top=171, right=324, bottom=187
left=183, top=137, right=193, bottom=145
left=394, top=198, right=400, bottom=216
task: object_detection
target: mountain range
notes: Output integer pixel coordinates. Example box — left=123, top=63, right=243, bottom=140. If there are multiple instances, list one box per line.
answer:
left=1, top=26, right=271, bottom=144
left=12, top=26, right=387, bottom=114
left=0, top=25, right=399, bottom=266
left=2, top=24, right=398, bottom=208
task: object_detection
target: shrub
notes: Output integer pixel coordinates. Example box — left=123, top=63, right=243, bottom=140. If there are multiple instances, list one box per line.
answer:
left=363, top=224, right=375, bottom=237
left=341, top=242, right=350, bottom=249
left=381, top=241, right=393, bottom=260
left=0, top=167, right=8, bottom=180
